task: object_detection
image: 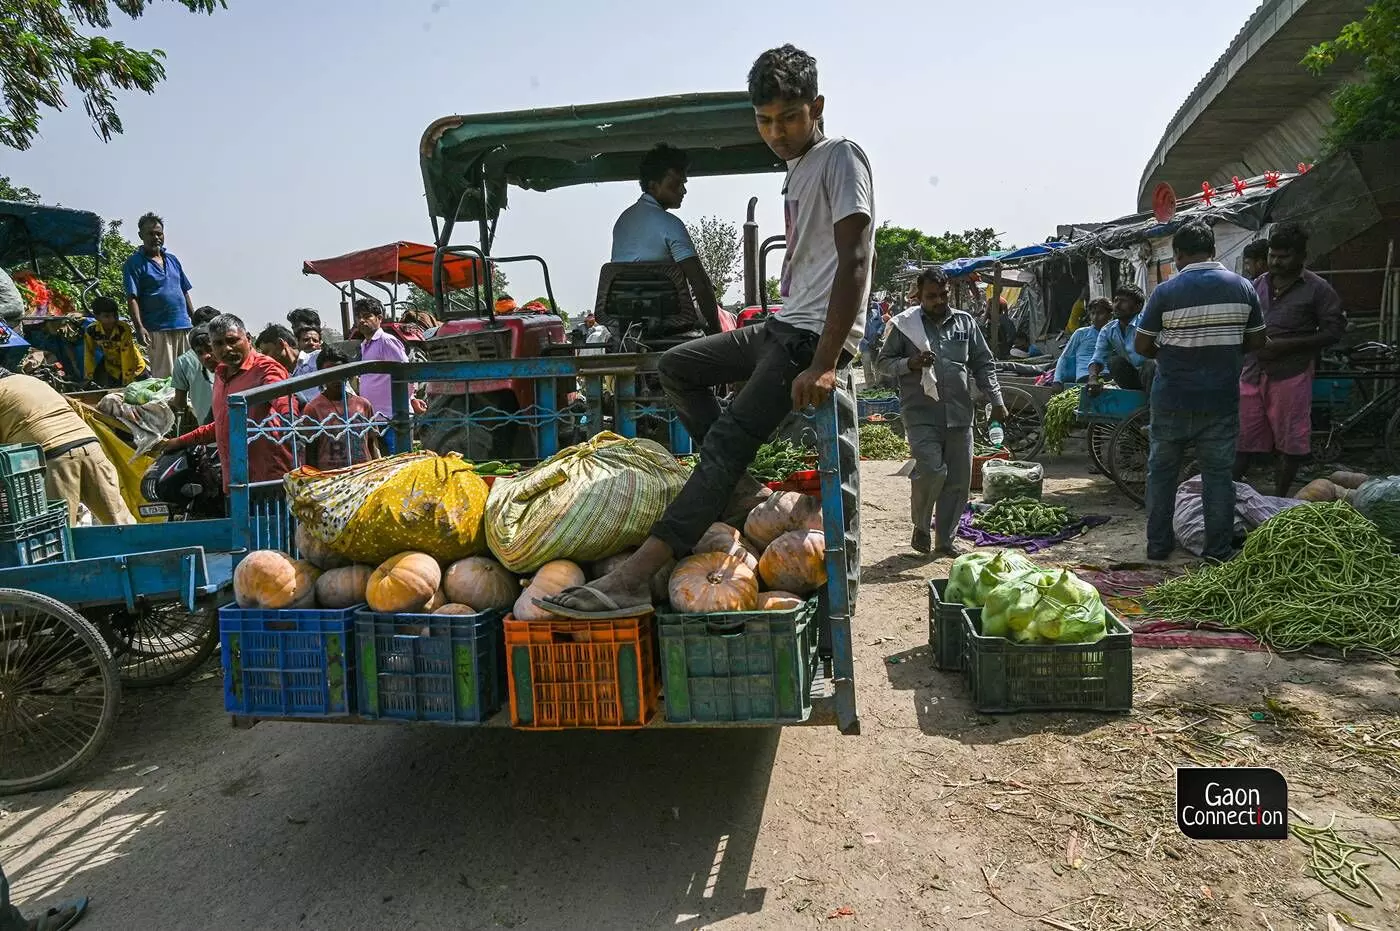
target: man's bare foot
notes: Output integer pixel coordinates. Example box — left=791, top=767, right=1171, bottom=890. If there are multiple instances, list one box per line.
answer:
left=533, top=536, right=673, bottom=619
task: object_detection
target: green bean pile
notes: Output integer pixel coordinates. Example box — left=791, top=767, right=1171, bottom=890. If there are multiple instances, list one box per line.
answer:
left=858, top=387, right=897, bottom=400
left=1043, top=387, right=1081, bottom=455
left=971, top=496, right=1072, bottom=536
left=1143, top=501, right=1400, bottom=655
left=859, top=423, right=911, bottom=460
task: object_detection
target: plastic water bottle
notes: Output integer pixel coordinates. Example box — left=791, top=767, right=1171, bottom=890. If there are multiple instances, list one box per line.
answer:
left=988, top=420, right=1005, bottom=449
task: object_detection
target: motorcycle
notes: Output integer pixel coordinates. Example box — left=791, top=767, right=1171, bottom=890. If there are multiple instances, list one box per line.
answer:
left=140, top=444, right=225, bottom=521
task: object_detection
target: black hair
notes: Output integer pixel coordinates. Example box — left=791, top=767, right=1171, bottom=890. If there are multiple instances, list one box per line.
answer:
left=748, top=44, right=819, bottom=107
left=1242, top=240, right=1269, bottom=262
left=317, top=343, right=349, bottom=369
left=256, top=323, right=296, bottom=349
left=1087, top=297, right=1113, bottom=314
left=1268, top=221, right=1309, bottom=255
left=191, top=305, right=219, bottom=326
left=189, top=325, right=212, bottom=351
left=1172, top=221, right=1215, bottom=258
left=287, top=307, right=321, bottom=330
left=137, top=212, right=164, bottom=232
left=1113, top=283, right=1145, bottom=304
left=208, top=313, right=246, bottom=337
left=92, top=295, right=119, bottom=317
left=916, top=266, right=949, bottom=289
left=295, top=325, right=321, bottom=339
left=639, top=144, right=689, bottom=192
left=353, top=296, right=384, bottom=317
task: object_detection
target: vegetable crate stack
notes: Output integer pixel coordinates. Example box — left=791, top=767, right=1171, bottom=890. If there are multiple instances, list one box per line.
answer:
left=0, top=444, right=71, bottom=570
left=928, top=551, right=1133, bottom=713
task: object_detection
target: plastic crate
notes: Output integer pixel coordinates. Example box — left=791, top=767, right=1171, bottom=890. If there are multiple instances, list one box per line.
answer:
left=857, top=396, right=901, bottom=419
left=0, top=501, right=70, bottom=569
left=765, top=469, right=822, bottom=496
left=0, top=443, right=47, bottom=523
left=505, top=615, right=659, bottom=729
left=354, top=608, right=506, bottom=724
left=927, top=579, right=966, bottom=671
left=219, top=604, right=359, bottom=717
left=657, top=597, right=819, bottom=724
left=961, top=606, right=1133, bottom=713
left=971, top=450, right=1010, bottom=491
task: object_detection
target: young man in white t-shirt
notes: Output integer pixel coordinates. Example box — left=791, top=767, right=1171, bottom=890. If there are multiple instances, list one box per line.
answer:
left=538, top=44, right=875, bottom=619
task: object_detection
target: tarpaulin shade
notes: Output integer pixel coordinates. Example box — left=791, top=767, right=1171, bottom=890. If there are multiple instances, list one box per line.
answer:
left=939, top=243, right=1072, bottom=278
left=0, top=200, right=103, bottom=267
left=302, top=241, right=481, bottom=293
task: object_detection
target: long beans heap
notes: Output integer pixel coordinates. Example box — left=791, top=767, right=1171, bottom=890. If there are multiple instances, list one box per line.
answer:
left=1043, top=387, right=1081, bottom=455
left=1143, top=502, right=1400, bottom=655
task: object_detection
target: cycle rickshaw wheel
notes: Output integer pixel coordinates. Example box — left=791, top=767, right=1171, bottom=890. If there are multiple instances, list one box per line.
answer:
left=101, top=598, right=219, bottom=688
left=1088, top=423, right=1115, bottom=474
left=1106, top=409, right=1151, bottom=506
left=0, top=589, right=121, bottom=796
left=977, top=385, right=1045, bottom=460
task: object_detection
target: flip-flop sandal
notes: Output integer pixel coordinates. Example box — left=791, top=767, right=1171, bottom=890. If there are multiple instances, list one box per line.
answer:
left=30, top=897, right=88, bottom=931
left=533, top=584, right=653, bottom=620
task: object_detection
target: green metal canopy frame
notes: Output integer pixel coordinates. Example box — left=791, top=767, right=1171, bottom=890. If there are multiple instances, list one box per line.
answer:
left=419, top=92, right=781, bottom=225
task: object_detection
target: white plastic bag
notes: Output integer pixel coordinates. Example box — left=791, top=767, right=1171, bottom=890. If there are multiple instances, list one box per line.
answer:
left=981, top=459, right=1044, bottom=504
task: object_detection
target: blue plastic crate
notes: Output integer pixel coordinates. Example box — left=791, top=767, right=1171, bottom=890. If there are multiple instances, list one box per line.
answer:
left=354, top=609, right=506, bottom=724
left=857, top=396, right=901, bottom=419
left=657, top=598, right=819, bottom=724
left=0, top=501, right=70, bottom=569
left=1076, top=387, right=1147, bottom=422
left=219, top=604, right=360, bottom=717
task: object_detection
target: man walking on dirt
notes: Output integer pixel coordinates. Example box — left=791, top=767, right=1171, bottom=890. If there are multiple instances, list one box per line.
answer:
left=539, top=44, right=873, bottom=618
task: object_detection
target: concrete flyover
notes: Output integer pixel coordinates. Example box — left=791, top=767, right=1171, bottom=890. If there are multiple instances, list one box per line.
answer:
left=1137, top=0, right=1368, bottom=211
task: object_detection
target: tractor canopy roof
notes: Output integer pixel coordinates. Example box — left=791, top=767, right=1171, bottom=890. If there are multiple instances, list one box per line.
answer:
left=302, top=241, right=481, bottom=292
left=0, top=200, right=104, bottom=267
left=420, top=92, right=781, bottom=223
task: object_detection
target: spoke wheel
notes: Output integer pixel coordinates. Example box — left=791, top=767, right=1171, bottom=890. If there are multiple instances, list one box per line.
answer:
left=1088, top=423, right=1114, bottom=474
left=0, top=589, right=120, bottom=796
left=1106, top=409, right=1151, bottom=506
left=976, top=385, right=1044, bottom=460
left=101, top=599, right=219, bottom=688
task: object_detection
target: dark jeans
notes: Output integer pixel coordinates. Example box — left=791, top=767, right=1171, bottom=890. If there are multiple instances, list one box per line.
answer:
left=1109, top=355, right=1156, bottom=395
left=653, top=321, right=827, bottom=557
left=1147, top=406, right=1238, bottom=559
left=1, top=864, right=25, bottom=931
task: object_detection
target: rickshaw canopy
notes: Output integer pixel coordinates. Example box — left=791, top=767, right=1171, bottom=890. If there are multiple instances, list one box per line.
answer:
left=420, top=92, right=780, bottom=223
left=0, top=200, right=103, bottom=267
left=301, top=241, right=481, bottom=292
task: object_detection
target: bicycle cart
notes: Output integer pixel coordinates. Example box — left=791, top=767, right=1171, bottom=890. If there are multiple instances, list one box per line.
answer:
left=1078, top=387, right=1150, bottom=504
left=0, top=517, right=233, bottom=795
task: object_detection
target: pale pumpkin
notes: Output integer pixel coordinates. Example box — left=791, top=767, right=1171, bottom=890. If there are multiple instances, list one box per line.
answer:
left=743, top=492, right=822, bottom=549
left=757, top=591, right=805, bottom=611
left=758, top=530, right=827, bottom=596
left=314, top=564, right=372, bottom=609
left=295, top=523, right=350, bottom=571
left=433, top=603, right=478, bottom=615
left=234, top=550, right=319, bottom=609
left=692, top=523, right=758, bottom=572
left=425, top=588, right=447, bottom=612
left=528, top=560, right=585, bottom=598
left=668, top=552, right=759, bottom=614
left=366, top=551, right=442, bottom=613
left=512, top=584, right=558, bottom=621
left=442, top=556, right=517, bottom=611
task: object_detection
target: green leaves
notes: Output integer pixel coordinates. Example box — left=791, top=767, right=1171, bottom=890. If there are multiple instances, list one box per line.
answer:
left=872, top=224, right=1003, bottom=294
left=1303, top=0, right=1400, bottom=150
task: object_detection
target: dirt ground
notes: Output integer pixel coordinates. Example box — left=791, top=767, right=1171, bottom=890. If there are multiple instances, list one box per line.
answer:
left=3, top=451, right=1399, bottom=931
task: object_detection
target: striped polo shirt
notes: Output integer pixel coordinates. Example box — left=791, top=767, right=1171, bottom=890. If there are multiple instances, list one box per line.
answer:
left=1135, top=261, right=1265, bottom=413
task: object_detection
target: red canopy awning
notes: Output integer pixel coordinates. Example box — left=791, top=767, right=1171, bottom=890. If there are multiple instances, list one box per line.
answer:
left=301, top=241, right=480, bottom=293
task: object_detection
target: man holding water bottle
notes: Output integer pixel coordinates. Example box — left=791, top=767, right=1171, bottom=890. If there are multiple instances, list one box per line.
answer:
left=877, top=266, right=1007, bottom=556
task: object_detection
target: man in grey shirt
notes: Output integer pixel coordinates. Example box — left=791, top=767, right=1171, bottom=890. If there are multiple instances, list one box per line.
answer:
left=879, top=266, right=1007, bottom=555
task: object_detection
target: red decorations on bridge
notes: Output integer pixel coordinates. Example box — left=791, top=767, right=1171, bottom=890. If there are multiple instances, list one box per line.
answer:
left=1298, top=162, right=1313, bottom=174
left=1201, top=181, right=1216, bottom=206
left=1264, top=171, right=1281, bottom=189
left=1231, top=176, right=1247, bottom=197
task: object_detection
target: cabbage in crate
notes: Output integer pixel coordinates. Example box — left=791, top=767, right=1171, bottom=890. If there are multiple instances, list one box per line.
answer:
left=945, top=550, right=1037, bottom=607
left=980, top=568, right=1107, bottom=645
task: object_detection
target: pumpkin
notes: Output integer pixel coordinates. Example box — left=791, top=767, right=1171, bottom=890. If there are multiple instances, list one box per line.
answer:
left=314, top=564, right=372, bottom=609
left=512, top=585, right=558, bottom=621
left=234, top=550, right=319, bottom=609
left=668, top=552, right=758, bottom=614
left=433, top=603, right=478, bottom=615
left=758, top=530, right=827, bottom=595
left=1297, top=478, right=1341, bottom=502
left=443, top=556, right=517, bottom=611
left=528, top=560, right=586, bottom=597
left=591, top=549, right=636, bottom=579
left=757, top=591, right=805, bottom=611
left=743, top=492, right=822, bottom=549
left=366, top=551, right=442, bottom=613
left=693, top=523, right=759, bottom=572
left=425, top=588, right=447, bottom=612
left=295, top=523, right=350, bottom=571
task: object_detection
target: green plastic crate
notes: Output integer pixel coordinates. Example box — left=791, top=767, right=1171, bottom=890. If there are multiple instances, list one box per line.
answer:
left=0, top=443, right=47, bottom=523
left=657, top=597, right=819, bottom=724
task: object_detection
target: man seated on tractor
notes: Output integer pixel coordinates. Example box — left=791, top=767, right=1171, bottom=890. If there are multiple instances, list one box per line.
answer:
left=610, top=143, right=722, bottom=334
left=539, top=44, right=871, bottom=618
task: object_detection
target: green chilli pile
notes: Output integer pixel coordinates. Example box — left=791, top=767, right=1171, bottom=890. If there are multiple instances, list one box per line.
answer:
left=1043, top=387, right=1081, bottom=455
left=1143, top=501, right=1400, bottom=655
left=971, top=497, right=1072, bottom=536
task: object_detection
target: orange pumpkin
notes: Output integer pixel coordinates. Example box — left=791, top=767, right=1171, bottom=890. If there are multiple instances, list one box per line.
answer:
left=510, top=559, right=586, bottom=621
left=693, top=523, right=759, bottom=572
left=757, top=591, right=805, bottom=611
left=425, top=588, right=447, bottom=612
left=443, top=557, right=517, bottom=611
left=743, top=492, right=822, bottom=549
left=366, top=552, right=442, bottom=613
left=314, top=565, right=373, bottom=609
left=758, top=530, right=827, bottom=595
left=234, top=550, right=319, bottom=609
left=295, top=523, right=350, bottom=571
left=668, top=552, right=759, bottom=614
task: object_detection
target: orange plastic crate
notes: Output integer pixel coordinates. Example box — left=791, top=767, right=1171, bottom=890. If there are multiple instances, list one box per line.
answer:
left=504, top=615, right=659, bottom=729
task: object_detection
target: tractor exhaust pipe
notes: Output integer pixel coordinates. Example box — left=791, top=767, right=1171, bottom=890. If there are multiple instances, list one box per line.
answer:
left=742, top=197, right=759, bottom=306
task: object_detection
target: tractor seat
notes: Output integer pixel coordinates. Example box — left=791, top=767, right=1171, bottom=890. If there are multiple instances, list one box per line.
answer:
left=594, top=262, right=704, bottom=350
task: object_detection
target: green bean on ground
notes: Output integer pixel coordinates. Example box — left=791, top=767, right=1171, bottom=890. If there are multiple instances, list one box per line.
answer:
left=1043, top=387, right=1081, bottom=455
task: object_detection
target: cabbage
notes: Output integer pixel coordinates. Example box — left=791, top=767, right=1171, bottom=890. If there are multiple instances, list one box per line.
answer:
left=979, top=568, right=1107, bottom=645
left=946, top=550, right=1037, bottom=607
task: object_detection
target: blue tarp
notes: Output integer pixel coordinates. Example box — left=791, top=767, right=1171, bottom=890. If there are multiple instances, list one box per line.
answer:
left=939, top=242, right=1071, bottom=278
left=0, top=200, right=103, bottom=267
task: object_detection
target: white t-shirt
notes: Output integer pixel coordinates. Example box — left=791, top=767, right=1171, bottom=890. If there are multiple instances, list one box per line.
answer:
left=775, top=133, right=875, bottom=357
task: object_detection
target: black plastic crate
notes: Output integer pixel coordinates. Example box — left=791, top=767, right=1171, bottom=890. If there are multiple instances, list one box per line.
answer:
left=0, top=443, right=47, bottom=523
left=0, top=501, right=70, bottom=569
left=927, top=579, right=966, bottom=671
left=961, top=606, right=1133, bottom=713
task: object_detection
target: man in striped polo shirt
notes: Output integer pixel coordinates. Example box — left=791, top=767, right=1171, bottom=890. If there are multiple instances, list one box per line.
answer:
left=1133, top=222, right=1267, bottom=562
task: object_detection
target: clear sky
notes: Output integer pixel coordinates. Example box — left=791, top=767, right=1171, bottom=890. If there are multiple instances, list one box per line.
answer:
left=4, top=0, right=1260, bottom=329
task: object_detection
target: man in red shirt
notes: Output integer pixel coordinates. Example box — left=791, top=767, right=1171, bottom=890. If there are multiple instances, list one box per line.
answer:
left=160, top=313, right=295, bottom=488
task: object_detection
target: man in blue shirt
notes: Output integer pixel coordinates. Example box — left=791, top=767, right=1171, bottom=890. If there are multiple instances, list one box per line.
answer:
left=123, top=212, right=194, bottom=379
left=1089, top=285, right=1153, bottom=393
left=860, top=299, right=887, bottom=386
left=1053, top=298, right=1112, bottom=389
left=1134, top=222, right=1266, bottom=562
left=610, top=144, right=721, bottom=333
